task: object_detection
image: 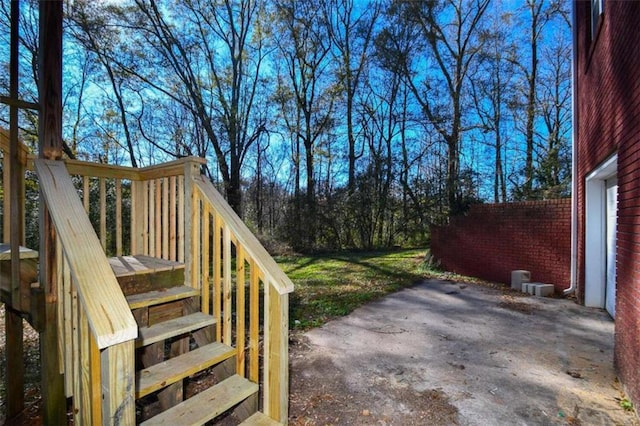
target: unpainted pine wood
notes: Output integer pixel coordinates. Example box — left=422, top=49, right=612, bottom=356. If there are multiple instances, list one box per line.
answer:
left=101, top=341, right=136, bottom=426
left=5, top=307, right=24, bottom=418
left=71, top=262, right=80, bottom=401
left=64, top=159, right=140, bottom=180
left=131, top=180, right=143, bottom=255
left=89, top=331, right=102, bottom=424
left=100, top=177, right=106, bottom=251
left=162, top=177, right=169, bottom=259
left=142, top=180, right=150, bottom=256
left=169, top=176, right=177, bottom=261
left=249, top=260, right=260, bottom=383
left=148, top=179, right=156, bottom=257
left=266, top=287, right=289, bottom=423
left=202, top=203, right=211, bottom=314
left=139, top=374, right=258, bottom=426
left=83, top=176, right=90, bottom=212
left=214, top=212, right=222, bottom=341
left=223, top=224, right=232, bottom=346
left=35, top=160, right=138, bottom=348
left=41, top=300, right=66, bottom=425
left=193, top=177, right=294, bottom=295
left=137, top=156, right=206, bottom=180
left=233, top=392, right=258, bottom=423
left=182, top=162, right=199, bottom=288
left=137, top=342, right=236, bottom=398
left=236, top=246, right=246, bottom=377
left=126, top=286, right=198, bottom=310
left=62, top=250, right=74, bottom=396
left=190, top=185, right=201, bottom=291
left=177, top=175, right=185, bottom=263
left=148, top=300, right=183, bottom=325
left=155, top=179, right=162, bottom=257
left=76, top=306, right=90, bottom=424
left=241, top=412, right=282, bottom=426
left=116, top=179, right=122, bottom=256
left=135, top=312, right=215, bottom=348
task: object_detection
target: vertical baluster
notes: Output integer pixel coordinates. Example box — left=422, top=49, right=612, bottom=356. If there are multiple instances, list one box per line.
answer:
left=178, top=175, right=184, bottom=263
left=100, top=178, right=106, bottom=251
left=169, top=176, right=177, bottom=261
left=223, top=224, right=232, bottom=345
left=116, top=179, right=122, bottom=256
left=190, top=189, right=201, bottom=291
left=214, top=213, right=222, bottom=341
left=155, top=178, right=162, bottom=257
left=236, top=245, right=246, bottom=377
left=162, top=177, right=169, bottom=258
left=143, top=180, right=149, bottom=256
left=202, top=202, right=211, bottom=314
left=83, top=176, right=90, bottom=213
left=249, top=260, right=260, bottom=383
left=148, top=180, right=155, bottom=257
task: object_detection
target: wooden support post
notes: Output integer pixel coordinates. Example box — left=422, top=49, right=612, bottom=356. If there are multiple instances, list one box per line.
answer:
left=101, top=341, right=136, bottom=425
left=40, top=298, right=66, bottom=425
left=5, top=307, right=24, bottom=419
left=265, top=286, right=289, bottom=423
left=38, top=2, right=66, bottom=424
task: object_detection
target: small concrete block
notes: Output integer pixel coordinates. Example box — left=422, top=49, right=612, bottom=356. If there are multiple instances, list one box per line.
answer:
left=525, top=282, right=542, bottom=295
left=511, top=270, right=531, bottom=290
left=534, top=284, right=554, bottom=297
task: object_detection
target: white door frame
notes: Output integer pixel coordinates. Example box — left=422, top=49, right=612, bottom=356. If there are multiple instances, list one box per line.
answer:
left=584, top=154, right=617, bottom=309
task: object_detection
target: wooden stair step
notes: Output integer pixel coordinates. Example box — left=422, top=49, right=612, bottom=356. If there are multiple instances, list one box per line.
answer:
left=137, top=342, right=236, bottom=398
left=109, top=255, right=184, bottom=277
left=136, top=312, right=215, bottom=348
left=140, top=374, right=258, bottom=425
left=109, top=255, right=185, bottom=296
left=239, top=412, right=283, bottom=426
left=126, top=286, right=199, bottom=310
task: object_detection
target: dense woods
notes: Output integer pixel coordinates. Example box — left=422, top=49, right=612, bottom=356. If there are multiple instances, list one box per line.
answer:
left=0, top=0, right=571, bottom=252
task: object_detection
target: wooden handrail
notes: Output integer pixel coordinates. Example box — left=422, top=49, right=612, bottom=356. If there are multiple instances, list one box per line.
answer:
left=193, top=175, right=294, bottom=295
left=35, top=159, right=137, bottom=347
left=192, top=174, right=292, bottom=423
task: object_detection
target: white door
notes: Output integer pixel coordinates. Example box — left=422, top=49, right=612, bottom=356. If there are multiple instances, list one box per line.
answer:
left=605, top=178, right=617, bottom=318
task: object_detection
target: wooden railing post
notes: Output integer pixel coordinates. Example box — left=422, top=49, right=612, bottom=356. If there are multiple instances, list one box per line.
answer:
left=183, top=160, right=201, bottom=289
left=101, top=341, right=136, bottom=425
left=265, top=285, right=289, bottom=423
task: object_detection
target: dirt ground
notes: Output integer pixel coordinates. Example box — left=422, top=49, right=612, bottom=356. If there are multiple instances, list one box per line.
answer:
left=1, top=279, right=639, bottom=425
left=288, top=279, right=639, bottom=426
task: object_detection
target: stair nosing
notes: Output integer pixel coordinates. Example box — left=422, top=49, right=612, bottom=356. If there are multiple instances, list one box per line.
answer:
left=136, top=342, right=236, bottom=398
left=136, top=312, right=216, bottom=348
left=140, top=374, right=258, bottom=426
left=127, top=285, right=199, bottom=309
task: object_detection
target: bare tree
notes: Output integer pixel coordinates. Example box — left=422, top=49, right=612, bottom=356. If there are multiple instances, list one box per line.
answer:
left=381, top=0, right=490, bottom=216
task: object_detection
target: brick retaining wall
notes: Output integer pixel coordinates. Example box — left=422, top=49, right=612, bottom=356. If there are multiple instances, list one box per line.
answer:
left=430, top=200, right=571, bottom=292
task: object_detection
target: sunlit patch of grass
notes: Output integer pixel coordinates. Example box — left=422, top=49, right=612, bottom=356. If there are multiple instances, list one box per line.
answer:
left=276, top=249, right=430, bottom=330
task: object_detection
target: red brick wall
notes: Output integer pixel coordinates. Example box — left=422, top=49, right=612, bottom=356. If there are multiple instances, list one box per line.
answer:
left=430, top=200, right=571, bottom=292
left=574, top=0, right=640, bottom=410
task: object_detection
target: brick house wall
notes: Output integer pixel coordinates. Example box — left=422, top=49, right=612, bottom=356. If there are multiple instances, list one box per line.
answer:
left=430, top=200, right=571, bottom=292
left=574, top=0, right=640, bottom=409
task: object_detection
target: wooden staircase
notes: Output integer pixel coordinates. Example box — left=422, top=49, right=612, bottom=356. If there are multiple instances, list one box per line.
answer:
left=110, top=255, right=276, bottom=425
left=1, top=148, right=293, bottom=424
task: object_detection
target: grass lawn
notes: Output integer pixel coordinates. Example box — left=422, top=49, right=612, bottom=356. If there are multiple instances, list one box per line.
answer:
left=277, top=249, right=432, bottom=330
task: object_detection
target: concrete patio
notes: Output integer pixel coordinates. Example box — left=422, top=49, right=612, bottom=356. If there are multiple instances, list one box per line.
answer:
left=289, top=279, right=639, bottom=425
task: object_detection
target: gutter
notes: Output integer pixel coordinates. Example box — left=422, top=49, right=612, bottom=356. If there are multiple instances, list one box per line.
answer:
left=566, top=0, right=578, bottom=296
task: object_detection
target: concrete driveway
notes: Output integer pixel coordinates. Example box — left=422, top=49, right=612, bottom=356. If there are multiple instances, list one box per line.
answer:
left=289, top=279, right=639, bottom=425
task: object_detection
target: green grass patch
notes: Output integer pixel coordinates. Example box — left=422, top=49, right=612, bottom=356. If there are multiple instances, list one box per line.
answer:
left=277, top=249, right=431, bottom=330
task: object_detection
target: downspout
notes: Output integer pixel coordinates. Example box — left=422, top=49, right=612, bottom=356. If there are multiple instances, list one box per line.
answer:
left=565, top=0, right=578, bottom=295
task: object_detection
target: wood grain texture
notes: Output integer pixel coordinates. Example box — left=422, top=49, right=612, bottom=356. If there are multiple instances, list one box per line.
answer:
left=136, top=342, right=236, bottom=398
left=35, top=159, right=137, bottom=348
left=136, top=312, right=215, bottom=348
left=140, top=375, right=257, bottom=426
